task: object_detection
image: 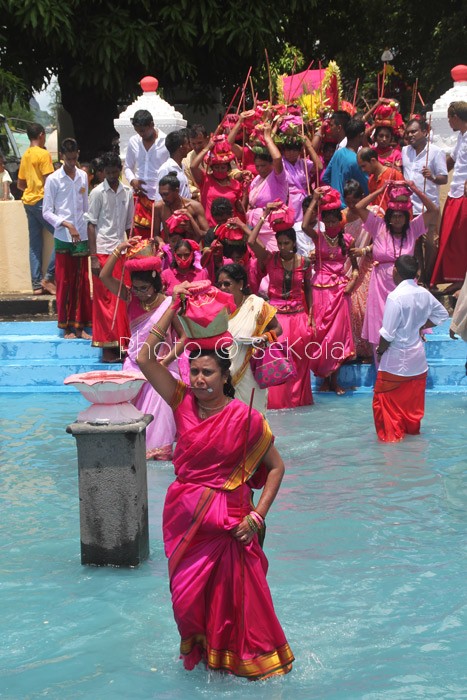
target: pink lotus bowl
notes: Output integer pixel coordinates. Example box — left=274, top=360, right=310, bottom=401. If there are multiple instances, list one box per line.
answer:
left=64, top=370, right=146, bottom=405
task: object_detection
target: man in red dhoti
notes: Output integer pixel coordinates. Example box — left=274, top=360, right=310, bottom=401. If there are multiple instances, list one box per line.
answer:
left=430, top=101, right=467, bottom=294
left=373, top=255, right=448, bottom=442
left=123, top=109, right=169, bottom=239
left=86, top=153, right=133, bottom=362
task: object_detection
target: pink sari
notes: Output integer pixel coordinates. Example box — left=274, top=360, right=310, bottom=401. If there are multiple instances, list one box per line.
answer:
left=124, top=296, right=179, bottom=459
left=309, top=232, right=356, bottom=377
left=163, top=384, right=294, bottom=678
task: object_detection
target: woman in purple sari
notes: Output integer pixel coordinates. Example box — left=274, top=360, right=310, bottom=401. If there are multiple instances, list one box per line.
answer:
left=100, top=240, right=185, bottom=459
left=281, top=135, right=321, bottom=222
left=246, top=123, right=288, bottom=252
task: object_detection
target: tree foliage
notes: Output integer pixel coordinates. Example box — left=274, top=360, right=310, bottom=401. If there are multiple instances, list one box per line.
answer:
left=0, top=0, right=465, bottom=157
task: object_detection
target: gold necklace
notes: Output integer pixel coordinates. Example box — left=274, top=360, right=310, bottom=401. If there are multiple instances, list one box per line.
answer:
left=141, top=293, right=161, bottom=312
left=323, top=232, right=339, bottom=247
left=197, top=398, right=229, bottom=419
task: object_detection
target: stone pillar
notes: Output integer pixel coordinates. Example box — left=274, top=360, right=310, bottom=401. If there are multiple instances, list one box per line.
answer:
left=66, top=415, right=153, bottom=567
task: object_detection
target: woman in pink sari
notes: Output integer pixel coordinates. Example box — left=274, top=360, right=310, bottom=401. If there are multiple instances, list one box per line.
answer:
left=342, top=180, right=375, bottom=361
left=100, top=241, right=184, bottom=459
left=246, top=124, right=288, bottom=252
left=247, top=206, right=314, bottom=409
left=137, top=286, right=294, bottom=679
left=302, top=187, right=358, bottom=394
left=355, top=181, right=439, bottom=360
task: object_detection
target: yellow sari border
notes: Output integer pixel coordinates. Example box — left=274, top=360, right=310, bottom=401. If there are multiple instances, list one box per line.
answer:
left=222, top=418, right=273, bottom=491
left=180, top=635, right=294, bottom=679
left=170, top=380, right=187, bottom=411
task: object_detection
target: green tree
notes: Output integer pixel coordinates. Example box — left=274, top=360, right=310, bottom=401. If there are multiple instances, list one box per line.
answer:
left=0, top=0, right=314, bottom=158
left=1, top=0, right=465, bottom=158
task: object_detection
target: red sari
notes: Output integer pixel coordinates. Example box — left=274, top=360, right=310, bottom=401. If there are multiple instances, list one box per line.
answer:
left=163, top=383, right=294, bottom=679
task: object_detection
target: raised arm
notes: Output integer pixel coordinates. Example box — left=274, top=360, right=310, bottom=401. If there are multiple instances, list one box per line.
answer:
left=354, top=185, right=387, bottom=221
left=190, top=137, right=214, bottom=186
left=263, top=124, right=283, bottom=175
left=99, top=240, right=135, bottom=299
left=303, top=135, right=323, bottom=172
left=227, top=111, right=255, bottom=161
left=405, top=180, right=439, bottom=227
left=243, top=211, right=272, bottom=266
left=302, top=189, right=321, bottom=241
left=136, top=289, right=190, bottom=405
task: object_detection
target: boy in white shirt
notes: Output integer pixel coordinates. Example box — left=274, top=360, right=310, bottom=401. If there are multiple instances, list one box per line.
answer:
left=43, top=138, right=92, bottom=338
left=86, top=153, right=133, bottom=362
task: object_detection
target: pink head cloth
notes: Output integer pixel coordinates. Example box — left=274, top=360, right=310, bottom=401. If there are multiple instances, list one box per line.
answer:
left=387, top=185, right=412, bottom=212
left=320, top=186, right=342, bottom=211
left=268, top=200, right=295, bottom=231
left=173, top=280, right=236, bottom=350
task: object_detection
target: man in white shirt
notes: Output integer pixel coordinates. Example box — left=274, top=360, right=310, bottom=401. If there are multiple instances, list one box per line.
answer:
left=373, top=255, right=448, bottom=442
left=431, top=101, right=467, bottom=293
left=86, top=152, right=133, bottom=362
left=43, top=138, right=92, bottom=339
left=124, top=109, right=168, bottom=237
left=157, top=130, right=191, bottom=199
left=183, top=124, right=209, bottom=200
left=402, top=118, right=448, bottom=284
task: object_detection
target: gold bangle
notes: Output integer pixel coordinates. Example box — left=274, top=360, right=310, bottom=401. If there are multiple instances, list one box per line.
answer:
left=149, top=329, right=165, bottom=341
left=112, top=249, right=120, bottom=259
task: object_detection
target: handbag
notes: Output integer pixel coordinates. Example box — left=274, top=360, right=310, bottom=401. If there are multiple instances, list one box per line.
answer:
left=250, top=342, right=297, bottom=389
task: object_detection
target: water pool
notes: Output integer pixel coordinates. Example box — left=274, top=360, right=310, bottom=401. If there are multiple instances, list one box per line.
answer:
left=1, top=393, right=466, bottom=700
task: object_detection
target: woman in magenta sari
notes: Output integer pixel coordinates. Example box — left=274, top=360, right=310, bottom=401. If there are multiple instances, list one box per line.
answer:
left=246, top=124, right=288, bottom=252
left=302, top=187, right=358, bottom=394
left=100, top=241, right=184, bottom=459
left=137, top=286, right=294, bottom=679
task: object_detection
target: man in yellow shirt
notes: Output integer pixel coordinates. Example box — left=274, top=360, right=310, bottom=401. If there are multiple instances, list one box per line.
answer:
left=17, top=123, right=56, bottom=295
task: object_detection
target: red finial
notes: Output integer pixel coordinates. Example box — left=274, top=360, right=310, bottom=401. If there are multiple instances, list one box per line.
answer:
left=139, top=76, right=159, bottom=92
left=451, top=65, right=467, bottom=83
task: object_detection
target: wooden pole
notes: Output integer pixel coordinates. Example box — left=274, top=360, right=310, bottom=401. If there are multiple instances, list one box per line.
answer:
left=423, top=114, right=432, bottom=196
left=411, top=79, right=418, bottom=116
left=264, top=49, right=273, bottom=104
left=221, top=86, right=240, bottom=124
left=111, top=213, right=135, bottom=331
left=301, top=120, right=311, bottom=195
left=352, top=78, right=360, bottom=111
left=381, top=63, right=387, bottom=98
left=239, top=388, right=255, bottom=636
left=287, top=55, right=298, bottom=104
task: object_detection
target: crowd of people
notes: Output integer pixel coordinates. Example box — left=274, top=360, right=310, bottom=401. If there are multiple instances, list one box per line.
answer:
left=10, top=95, right=467, bottom=680
left=12, top=97, right=467, bottom=431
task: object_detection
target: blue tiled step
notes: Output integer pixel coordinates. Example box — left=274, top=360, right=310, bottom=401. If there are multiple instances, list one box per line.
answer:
left=0, top=336, right=103, bottom=361
left=334, top=360, right=467, bottom=390
left=1, top=359, right=122, bottom=387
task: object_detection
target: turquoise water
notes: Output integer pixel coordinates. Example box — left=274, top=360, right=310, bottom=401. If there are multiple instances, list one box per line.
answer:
left=1, top=393, right=467, bottom=700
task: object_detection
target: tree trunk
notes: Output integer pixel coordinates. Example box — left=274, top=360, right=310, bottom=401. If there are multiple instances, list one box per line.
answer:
left=58, top=76, right=119, bottom=161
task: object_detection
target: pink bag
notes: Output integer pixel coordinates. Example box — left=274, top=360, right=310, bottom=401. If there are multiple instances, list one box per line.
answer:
left=250, top=342, right=297, bottom=389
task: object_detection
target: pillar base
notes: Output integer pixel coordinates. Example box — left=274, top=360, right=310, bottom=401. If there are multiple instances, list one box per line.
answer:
left=66, top=415, right=153, bottom=567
